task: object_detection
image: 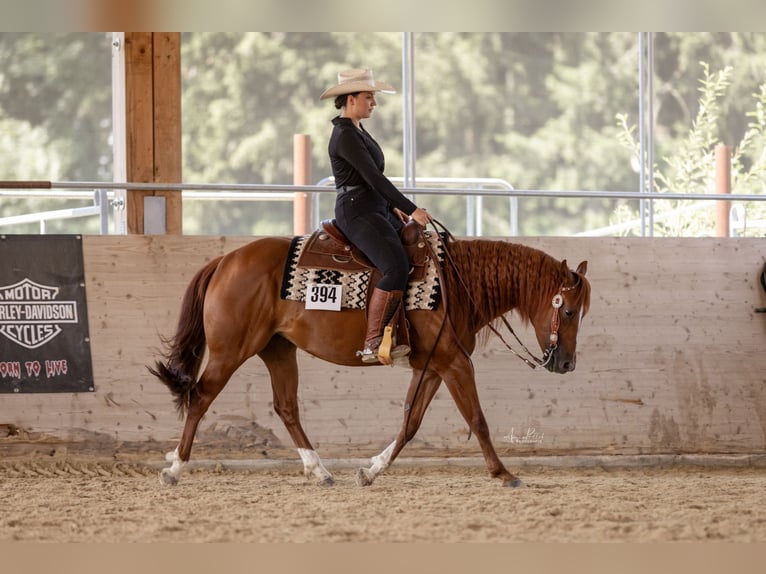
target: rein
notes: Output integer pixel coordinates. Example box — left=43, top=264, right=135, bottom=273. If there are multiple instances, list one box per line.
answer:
left=427, top=220, right=570, bottom=371
left=405, top=219, right=565, bottom=440
left=490, top=285, right=574, bottom=370
left=400, top=219, right=468, bottom=428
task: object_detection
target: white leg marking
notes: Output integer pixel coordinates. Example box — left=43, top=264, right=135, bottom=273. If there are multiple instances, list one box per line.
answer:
left=159, top=446, right=186, bottom=486
left=298, top=448, right=335, bottom=485
left=357, top=440, right=396, bottom=486
left=369, top=440, right=396, bottom=474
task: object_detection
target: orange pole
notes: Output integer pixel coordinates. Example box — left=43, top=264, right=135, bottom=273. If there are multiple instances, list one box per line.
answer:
left=715, top=144, right=731, bottom=238
left=293, top=134, right=312, bottom=235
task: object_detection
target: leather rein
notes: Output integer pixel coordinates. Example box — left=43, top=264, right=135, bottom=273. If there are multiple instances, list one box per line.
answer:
left=402, top=219, right=570, bottom=438
left=424, top=219, right=572, bottom=371
left=488, top=285, right=574, bottom=370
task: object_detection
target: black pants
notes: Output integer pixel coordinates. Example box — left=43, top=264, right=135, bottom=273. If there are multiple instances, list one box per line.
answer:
left=335, top=186, right=408, bottom=292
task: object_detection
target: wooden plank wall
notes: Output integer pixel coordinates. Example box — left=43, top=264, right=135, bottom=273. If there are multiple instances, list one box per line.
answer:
left=1, top=235, right=765, bottom=461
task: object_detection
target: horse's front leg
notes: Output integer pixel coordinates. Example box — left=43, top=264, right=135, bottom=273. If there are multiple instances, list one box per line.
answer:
left=357, top=369, right=442, bottom=486
left=441, top=361, right=522, bottom=488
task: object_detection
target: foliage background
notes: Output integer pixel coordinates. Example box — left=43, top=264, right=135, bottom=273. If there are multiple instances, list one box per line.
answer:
left=1, top=32, right=765, bottom=236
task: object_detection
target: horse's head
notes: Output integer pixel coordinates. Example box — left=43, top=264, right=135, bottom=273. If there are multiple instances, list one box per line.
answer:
left=532, top=260, right=590, bottom=374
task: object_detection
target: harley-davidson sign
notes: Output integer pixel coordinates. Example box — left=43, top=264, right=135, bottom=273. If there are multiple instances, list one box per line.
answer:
left=0, top=235, right=94, bottom=393
left=0, top=278, right=79, bottom=349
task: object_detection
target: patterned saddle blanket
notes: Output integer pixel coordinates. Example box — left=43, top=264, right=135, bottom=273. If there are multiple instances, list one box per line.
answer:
left=280, top=219, right=442, bottom=310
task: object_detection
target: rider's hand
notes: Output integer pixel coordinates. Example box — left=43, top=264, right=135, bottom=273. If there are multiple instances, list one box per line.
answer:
left=392, top=207, right=410, bottom=224
left=410, top=207, right=432, bottom=227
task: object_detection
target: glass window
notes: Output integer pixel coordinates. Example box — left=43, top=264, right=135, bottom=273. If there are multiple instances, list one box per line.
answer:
left=0, top=32, right=112, bottom=234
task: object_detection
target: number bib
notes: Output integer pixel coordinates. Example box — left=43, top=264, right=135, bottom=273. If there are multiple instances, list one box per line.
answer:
left=305, top=283, right=342, bottom=311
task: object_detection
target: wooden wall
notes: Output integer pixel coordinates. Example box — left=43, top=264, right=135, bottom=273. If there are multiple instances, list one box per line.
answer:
left=1, top=235, right=765, bottom=461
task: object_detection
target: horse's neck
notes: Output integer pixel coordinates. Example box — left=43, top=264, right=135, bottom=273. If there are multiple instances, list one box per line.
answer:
left=451, top=240, right=557, bottom=325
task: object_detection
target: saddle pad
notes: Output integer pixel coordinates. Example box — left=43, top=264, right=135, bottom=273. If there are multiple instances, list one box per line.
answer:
left=280, top=232, right=443, bottom=311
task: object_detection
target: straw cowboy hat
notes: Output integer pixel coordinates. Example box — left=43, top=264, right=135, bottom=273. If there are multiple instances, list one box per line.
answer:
left=319, top=68, right=396, bottom=100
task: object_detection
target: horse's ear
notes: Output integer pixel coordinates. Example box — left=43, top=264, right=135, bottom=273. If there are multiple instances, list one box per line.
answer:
left=576, top=261, right=588, bottom=276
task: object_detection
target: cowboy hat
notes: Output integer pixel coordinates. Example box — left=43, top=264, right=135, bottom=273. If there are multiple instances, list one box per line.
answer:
left=319, top=68, right=396, bottom=100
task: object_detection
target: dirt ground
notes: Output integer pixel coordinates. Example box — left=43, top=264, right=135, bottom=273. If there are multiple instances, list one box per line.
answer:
left=1, top=457, right=766, bottom=543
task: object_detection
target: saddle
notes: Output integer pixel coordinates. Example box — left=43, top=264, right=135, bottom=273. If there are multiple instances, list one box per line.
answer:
left=296, top=219, right=431, bottom=282
left=295, top=219, right=435, bottom=363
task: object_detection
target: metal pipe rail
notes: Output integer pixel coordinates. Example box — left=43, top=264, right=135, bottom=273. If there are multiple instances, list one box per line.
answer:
left=2, top=180, right=765, bottom=236
left=2, top=180, right=764, bottom=201
left=0, top=189, right=109, bottom=234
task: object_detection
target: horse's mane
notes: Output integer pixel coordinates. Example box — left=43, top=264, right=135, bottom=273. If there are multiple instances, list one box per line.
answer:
left=440, top=237, right=580, bottom=344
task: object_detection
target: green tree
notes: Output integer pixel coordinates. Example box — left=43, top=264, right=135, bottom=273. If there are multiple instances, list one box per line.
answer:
left=180, top=32, right=402, bottom=235
left=0, top=32, right=111, bottom=234
left=0, top=33, right=112, bottom=181
left=617, top=61, right=766, bottom=237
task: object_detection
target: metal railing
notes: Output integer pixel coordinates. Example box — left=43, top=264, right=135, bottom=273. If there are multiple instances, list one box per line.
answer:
left=315, top=177, right=517, bottom=236
left=0, top=189, right=109, bottom=234
left=0, top=179, right=520, bottom=236
left=1, top=180, right=766, bottom=236
left=730, top=204, right=766, bottom=237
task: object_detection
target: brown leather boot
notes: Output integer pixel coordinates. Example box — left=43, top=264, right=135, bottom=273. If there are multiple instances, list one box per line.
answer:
left=359, top=288, right=411, bottom=364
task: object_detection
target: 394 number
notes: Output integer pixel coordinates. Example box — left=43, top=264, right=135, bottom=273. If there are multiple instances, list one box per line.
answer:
left=309, top=284, right=338, bottom=304
left=305, top=283, right=342, bottom=310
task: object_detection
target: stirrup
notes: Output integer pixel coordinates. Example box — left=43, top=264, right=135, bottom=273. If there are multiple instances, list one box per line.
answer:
left=357, top=330, right=410, bottom=365
left=357, top=344, right=411, bottom=365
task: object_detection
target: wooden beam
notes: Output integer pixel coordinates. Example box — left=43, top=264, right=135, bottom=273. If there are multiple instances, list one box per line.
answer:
left=121, top=32, right=182, bottom=234
left=152, top=32, right=183, bottom=235
left=124, top=32, right=153, bottom=234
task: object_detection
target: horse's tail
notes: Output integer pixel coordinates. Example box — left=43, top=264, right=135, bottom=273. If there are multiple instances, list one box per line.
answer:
left=147, top=256, right=223, bottom=415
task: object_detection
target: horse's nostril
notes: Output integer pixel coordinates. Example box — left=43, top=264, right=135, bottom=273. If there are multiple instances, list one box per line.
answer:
left=562, top=360, right=575, bottom=372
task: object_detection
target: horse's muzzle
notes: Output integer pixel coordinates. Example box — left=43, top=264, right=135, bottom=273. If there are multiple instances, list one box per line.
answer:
left=546, top=351, right=576, bottom=374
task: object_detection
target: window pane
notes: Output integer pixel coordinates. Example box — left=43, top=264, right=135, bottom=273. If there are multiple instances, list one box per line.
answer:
left=413, top=32, right=640, bottom=236
left=0, top=32, right=112, bottom=234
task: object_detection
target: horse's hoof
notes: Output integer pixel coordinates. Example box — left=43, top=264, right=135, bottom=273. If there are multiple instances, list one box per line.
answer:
left=159, top=469, right=179, bottom=486
left=356, top=468, right=374, bottom=487
left=503, top=476, right=524, bottom=488
left=319, top=475, right=336, bottom=487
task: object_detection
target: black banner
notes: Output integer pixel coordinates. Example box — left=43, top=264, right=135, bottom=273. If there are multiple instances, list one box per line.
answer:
left=0, top=235, right=94, bottom=393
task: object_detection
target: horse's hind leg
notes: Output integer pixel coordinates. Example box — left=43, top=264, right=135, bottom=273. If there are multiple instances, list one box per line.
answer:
left=259, top=335, right=334, bottom=486
left=160, top=357, right=240, bottom=486
left=357, top=368, right=442, bottom=486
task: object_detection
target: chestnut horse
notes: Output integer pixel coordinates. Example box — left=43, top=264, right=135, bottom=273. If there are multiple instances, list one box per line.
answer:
left=149, top=230, right=590, bottom=488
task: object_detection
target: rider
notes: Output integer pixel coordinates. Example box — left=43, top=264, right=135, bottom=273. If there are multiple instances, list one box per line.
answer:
left=320, top=68, right=433, bottom=364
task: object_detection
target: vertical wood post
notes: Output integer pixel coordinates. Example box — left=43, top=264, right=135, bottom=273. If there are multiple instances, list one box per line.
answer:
left=715, top=144, right=731, bottom=238
left=293, top=134, right=312, bottom=235
left=118, top=32, right=182, bottom=235
left=152, top=32, right=183, bottom=234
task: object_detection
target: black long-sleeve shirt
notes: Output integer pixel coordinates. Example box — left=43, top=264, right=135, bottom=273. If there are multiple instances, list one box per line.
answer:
left=328, top=116, right=417, bottom=215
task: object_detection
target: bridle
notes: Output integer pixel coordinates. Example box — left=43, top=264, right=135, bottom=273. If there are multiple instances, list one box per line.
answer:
left=422, top=219, right=579, bottom=371
left=488, top=284, right=575, bottom=370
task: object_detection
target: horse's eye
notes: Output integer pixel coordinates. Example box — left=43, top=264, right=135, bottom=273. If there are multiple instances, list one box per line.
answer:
left=564, top=308, right=575, bottom=318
